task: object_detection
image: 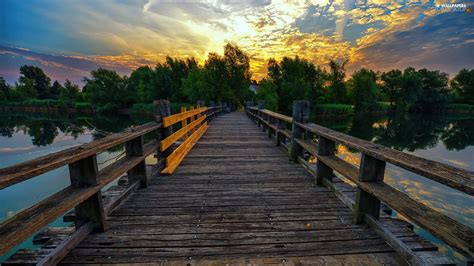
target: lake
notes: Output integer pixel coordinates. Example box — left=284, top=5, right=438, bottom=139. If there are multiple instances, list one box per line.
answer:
left=0, top=111, right=473, bottom=262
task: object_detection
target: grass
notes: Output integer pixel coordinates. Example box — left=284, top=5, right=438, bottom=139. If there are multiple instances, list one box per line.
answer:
left=0, top=99, right=93, bottom=111
left=313, top=104, right=354, bottom=115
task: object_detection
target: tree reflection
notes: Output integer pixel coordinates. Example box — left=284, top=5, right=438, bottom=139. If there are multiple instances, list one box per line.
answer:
left=0, top=113, right=153, bottom=148
left=313, top=113, right=474, bottom=152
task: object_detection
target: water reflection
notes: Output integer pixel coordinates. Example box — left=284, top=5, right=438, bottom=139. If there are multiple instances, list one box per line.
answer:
left=313, top=113, right=474, bottom=154
left=0, top=113, right=152, bottom=148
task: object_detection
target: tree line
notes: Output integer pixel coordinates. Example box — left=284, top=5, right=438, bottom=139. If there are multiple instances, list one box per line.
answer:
left=257, top=57, right=474, bottom=114
left=0, top=43, right=473, bottom=113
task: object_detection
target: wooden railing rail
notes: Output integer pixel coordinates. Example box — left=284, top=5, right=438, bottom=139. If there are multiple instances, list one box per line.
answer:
left=245, top=101, right=474, bottom=261
left=157, top=103, right=224, bottom=174
left=0, top=100, right=224, bottom=259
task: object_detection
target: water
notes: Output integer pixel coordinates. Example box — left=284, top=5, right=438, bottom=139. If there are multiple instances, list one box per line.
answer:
left=0, top=112, right=153, bottom=261
left=0, top=111, right=472, bottom=262
left=312, top=112, right=474, bottom=262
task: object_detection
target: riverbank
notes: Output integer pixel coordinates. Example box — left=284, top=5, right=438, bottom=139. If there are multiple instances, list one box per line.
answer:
left=1, top=100, right=474, bottom=117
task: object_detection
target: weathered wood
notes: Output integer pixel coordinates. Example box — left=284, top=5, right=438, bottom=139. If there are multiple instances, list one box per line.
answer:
left=0, top=140, right=158, bottom=256
left=261, top=109, right=293, bottom=123
left=0, top=122, right=161, bottom=189
left=316, top=154, right=474, bottom=257
left=36, top=223, right=94, bottom=266
left=315, top=136, right=335, bottom=185
left=68, top=155, right=106, bottom=231
left=126, top=136, right=147, bottom=188
left=353, top=154, right=386, bottom=224
left=296, top=121, right=474, bottom=195
left=154, top=100, right=173, bottom=160
left=289, top=101, right=309, bottom=161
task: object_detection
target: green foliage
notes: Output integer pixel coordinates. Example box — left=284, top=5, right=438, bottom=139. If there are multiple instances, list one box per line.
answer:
left=451, top=68, right=474, bottom=104
left=348, top=68, right=379, bottom=112
left=49, top=81, right=62, bottom=100
left=60, top=79, right=81, bottom=103
left=19, top=65, right=51, bottom=99
left=83, top=68, right=135, bottom=112
left=313, top=104, right=353, bottom=115
left=255, top=79, right=278, bottom=111
left=0, top=77, right=11, bottom=101
left=15, top=78, right=37, bottom=100
left=327, top=60, right=347, bottom=103
left=182, top=44, right=252, bottom=106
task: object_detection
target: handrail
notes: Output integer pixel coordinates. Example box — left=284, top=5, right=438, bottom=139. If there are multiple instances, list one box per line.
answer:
left=297, top=122, right=474, bottom=195
left=245, top=104, right=474, bottom=259
left=0, top=101, right=224, bottom=258
left=0, top=122, right=162, bottom=190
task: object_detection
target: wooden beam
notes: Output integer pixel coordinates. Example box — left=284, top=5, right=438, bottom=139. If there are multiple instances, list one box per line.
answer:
left=316, top=137, right=336, bottom=185
left=296, top=121, right=474, bottom=195
left=126, top=136, right=147, bottom=188
left=0, top=141, right=158, bottom=256
left=160, top=115, right=207, bottom=152
left=353, top=154, right=386, bottom=224
left=161, top=122, right=209, bottom=174
left=162, top=107, right=206, bottom=127
left=289, top=101, right=309, bottom=161
left=0, top=122, right=161, bottom=190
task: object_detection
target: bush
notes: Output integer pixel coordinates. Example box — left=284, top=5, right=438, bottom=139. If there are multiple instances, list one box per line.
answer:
left=313, top=104, right=353, bottom=115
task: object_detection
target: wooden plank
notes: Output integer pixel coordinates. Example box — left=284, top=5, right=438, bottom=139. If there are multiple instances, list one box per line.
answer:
left=297, top=122, right=474, bottom=195
left=160, top=115, right=207, bottom=151
left=162, top=107, right=207, bottom=127
left=317, top=154, right=474, bottom=257
left=261, top=109, right=293, bottom=123
left=0, top=141, right=158, bottom=256
left=0, top=122, right=161, bottom=190
left=36, top=223, right=94, bottom=266
left=161, top=123, right=209, bottom=174
left=181, top=106, right=188, bottom=139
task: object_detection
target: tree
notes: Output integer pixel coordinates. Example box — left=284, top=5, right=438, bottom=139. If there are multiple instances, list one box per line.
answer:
left=182, top=67, right=212, bottom=102
left=381, top=69, right=402, bottom=108
left=348, top=69, right=379, bottom=112
left=397, top=67, right=422, bottom=110
left=19, top=65, right=51, bottom=99
left=327, top=60, right=347, bottom=103
left=49, top=81, right=63, bottom=100
left=128, top=66, right=156, bottom=102
left=223, top=43, right=252, bottom=106
left=415, top=69, right=449, bottom=111
left=451, top=68, right=474, bottom=104
left=15, top=78, right=37, bottom=100
left=0, top=77, right=11, bottom=101
left=60, top=79, right=80, bottom=102
left=83, top=68, right=134, bottom=112
left=255, top=79, right=278, bottom=111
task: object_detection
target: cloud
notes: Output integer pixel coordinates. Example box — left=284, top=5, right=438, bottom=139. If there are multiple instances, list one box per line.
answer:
left=0, top=0, right=472, bottom=82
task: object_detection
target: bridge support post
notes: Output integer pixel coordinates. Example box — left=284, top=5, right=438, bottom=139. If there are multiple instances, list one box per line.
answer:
left=276, top=119, right=285, bottom=146
left=289, top=101, right=309, bottom=161
left=257, top=100, right=265, bottom=129
left=316, top=137, right=336, bottom=185
left=353, top=154, right=386, bottom=224
left=154, top=99, right=173, bottom=172
left=126, top=136, right=148, bottom=188
left=68, top=155, right=107, bottom=232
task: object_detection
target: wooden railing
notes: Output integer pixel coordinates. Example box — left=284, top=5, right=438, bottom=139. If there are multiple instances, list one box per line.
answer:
left=246, top=101, right=473, bottom=263
left=0, top=100, right=223, bottom=262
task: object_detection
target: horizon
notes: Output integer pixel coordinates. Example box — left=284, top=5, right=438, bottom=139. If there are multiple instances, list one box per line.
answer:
left=1, top=0, right=473, bottom=85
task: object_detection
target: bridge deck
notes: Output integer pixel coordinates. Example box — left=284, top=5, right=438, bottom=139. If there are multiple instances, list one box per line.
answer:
left=62, top=112, right=404, bottom=264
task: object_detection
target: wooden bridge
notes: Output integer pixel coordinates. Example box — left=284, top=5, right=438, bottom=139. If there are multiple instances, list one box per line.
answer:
left=0, top=100, right=473, bottom=265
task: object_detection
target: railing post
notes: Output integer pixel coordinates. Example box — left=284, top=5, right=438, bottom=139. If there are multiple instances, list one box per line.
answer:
left=353, top=153, right=386, bottom=224
left=289, top=101, right=310, bottom=161
left=316, top=137, right=336, bottom=185
left=257, top=100, right=265, bottom=129
left=154, top=100, right=172, bottom=170
left=181, top=106, right=188, bottom=139
left=68, top=155, right=106, bottom=232
left=268, top=115, right=275, bottom=138
left=126, top=136, right=148, bottom=188
left=276, top=119, right=285, bottom=146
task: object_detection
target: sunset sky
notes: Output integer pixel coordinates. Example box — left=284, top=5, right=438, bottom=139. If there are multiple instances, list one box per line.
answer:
left=1, top=0, right=473, bottom=85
